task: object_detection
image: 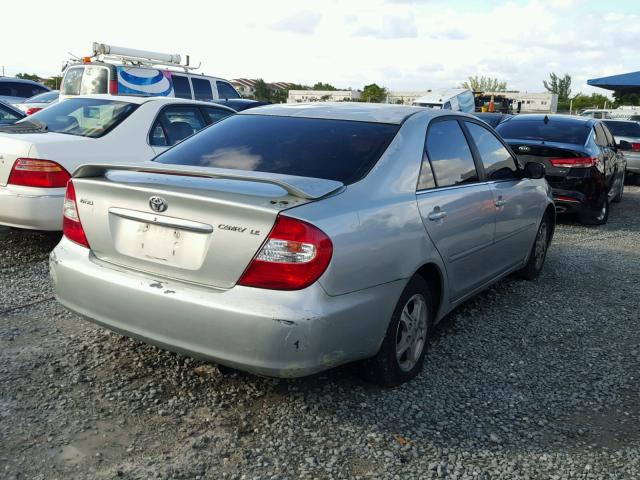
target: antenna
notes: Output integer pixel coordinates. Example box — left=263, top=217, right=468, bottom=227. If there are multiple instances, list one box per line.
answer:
left=544, top=115, right=549, bottom=124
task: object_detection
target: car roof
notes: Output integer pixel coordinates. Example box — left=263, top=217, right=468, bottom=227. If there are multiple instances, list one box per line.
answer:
left=0, top=77, right=49, bottom=87
left=505, top=113, right=595, bottom=126
left=603, top=119, right=639, bottom=124
left=68, top=94, right=234, bottom=110
left=239, top=102, right=437, bottom=124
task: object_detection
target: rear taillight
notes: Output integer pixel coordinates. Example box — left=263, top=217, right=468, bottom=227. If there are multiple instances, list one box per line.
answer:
left=238, top=215, right=333, bottom=290
left=555, top=195, right=580, bottom=203
left=7, top=158, right=71, bottom=188
left=62, top=180, right=90, bottom=248
left=550, top=157, right=598, bottom=168
left=109, top=79, right=118, bottom=95
left=25, top=107, right=42, bottom=115
left=631, top=143, right=640, bottom=152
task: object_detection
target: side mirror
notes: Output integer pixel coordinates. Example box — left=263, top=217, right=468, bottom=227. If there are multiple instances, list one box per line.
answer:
left=523, top=161, right=545, bottom=179
left=618, top=140, right=632, bottom=151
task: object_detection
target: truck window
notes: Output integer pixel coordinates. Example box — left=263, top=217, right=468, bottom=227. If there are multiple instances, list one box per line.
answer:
left=62, top=68, right=84, bottom=95
left=172, top=75, right=192, bottom=99
left=62, top=66, right=108, bottom=95
left=216, top=81, right=240, bottom=99
left=80, top=66, right=108, bottom=94
left=192, top=78, right=213, bottom=101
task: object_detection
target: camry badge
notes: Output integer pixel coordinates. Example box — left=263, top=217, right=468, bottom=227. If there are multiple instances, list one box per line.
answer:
left=149, top=196, right=168, bottom=213
left=518, top=145, right=531, bottom=152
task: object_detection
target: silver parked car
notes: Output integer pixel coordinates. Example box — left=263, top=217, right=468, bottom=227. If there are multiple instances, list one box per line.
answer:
left=602, top=120, right=640, bottom=185
left=50, top=104, right=555, bottom=386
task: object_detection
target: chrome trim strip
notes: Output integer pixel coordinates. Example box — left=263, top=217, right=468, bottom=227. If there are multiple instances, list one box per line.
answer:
left=108, top=207, right=213, bottom=233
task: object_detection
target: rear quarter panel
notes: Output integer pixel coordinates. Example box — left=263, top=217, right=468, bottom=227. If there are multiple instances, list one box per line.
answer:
left=286, top=112, right=447, bottom=300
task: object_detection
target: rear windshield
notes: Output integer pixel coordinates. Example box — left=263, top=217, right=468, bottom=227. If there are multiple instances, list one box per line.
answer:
left=24, top=90, right=58, bottom=103
left=603, top=121, right=640, bottom=137
left=17, top=98, right=137, bottom=138
left=0, top=81, right=48, bottom=99
left=155, top=114, right=400, bottom=184
left=497, top=120, right=591, bottom=145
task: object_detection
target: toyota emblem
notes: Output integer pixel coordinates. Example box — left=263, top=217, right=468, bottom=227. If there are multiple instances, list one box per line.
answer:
left=149, top=196, right=168, bottom=213
left=518, top=145, right=531, bottom=153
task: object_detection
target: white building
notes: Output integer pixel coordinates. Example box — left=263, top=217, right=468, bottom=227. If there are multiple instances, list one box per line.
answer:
left=287, top=90, right=361, bottom=103
left=484, top=92, right=558, bottom=113
left=387, top=90, right=558, bottom=113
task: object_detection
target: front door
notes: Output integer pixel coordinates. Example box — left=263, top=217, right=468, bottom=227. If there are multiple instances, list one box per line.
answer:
left=416, top=118, right=497, bottom=301
left=463, top=121, right=540, bottom=272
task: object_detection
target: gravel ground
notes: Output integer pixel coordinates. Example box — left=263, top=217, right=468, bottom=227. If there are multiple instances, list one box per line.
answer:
left=1, top=186, right=639, bottom=480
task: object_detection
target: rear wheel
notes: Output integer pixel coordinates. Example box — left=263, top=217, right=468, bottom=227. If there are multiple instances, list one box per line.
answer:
left=612, top=172, right=624, bottom=203
left=363, top=276, right=433, bottom=387
left=580, top=196, right=609, bottom=226
left=517, top=215, right=550, bottom=280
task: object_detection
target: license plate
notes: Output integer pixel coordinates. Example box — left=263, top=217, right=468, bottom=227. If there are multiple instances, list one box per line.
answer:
left=137, top=223, right=183, bottom=261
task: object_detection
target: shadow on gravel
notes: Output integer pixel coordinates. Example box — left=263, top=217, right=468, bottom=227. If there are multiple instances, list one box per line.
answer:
left=0, top=227, right=61, bottom=268
left=3, top=189, right=640, bottom=479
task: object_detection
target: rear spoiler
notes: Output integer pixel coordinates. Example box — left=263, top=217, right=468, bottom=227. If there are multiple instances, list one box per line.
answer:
left=72, top=163, right=344, bottom=200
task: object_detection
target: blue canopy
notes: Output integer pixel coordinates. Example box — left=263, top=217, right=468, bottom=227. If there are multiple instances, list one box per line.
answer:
left=588, top=71, right=640, bottom=92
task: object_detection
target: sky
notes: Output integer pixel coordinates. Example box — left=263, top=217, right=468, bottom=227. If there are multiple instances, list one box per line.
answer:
left=2, top=0, right=638, bottom=97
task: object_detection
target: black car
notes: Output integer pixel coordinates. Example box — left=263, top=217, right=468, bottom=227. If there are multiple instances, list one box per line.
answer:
left=496, top=115, right=626, bottom=225
left=472, top=112, right=513, bottom=128
left=209, top=99, right=271, bottom=112
left=0, top=100, right=26, bottom=125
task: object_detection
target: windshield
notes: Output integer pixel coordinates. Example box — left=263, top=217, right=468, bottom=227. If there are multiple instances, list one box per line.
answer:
left=155, top=114, right=400, bottom=184
left=603, top=121, right=640, bottom=138
left=497, top=119, right=591, bottom=145
left=414, top=103, right=443, bottom=109
left=17, top=98, right=137, bottom=138
left=24, top=91, right=59, bottom=104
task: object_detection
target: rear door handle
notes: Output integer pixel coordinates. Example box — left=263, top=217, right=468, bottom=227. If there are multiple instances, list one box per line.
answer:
left=428, top=211, right=447, bottom=221
left=495, top=197, right=506, bottom=207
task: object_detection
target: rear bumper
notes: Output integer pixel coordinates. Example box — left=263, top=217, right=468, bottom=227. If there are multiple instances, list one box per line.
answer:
left=548, top=175, right=606, bottom=216
left=49, top=237, right=403, bottom=378
left=0, top=185, right=64, bottom=230
left=625, top=153, right=640, bottom=174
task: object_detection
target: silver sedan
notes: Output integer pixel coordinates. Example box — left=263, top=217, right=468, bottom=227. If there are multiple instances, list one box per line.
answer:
left=50, top=103, right=555, bottom=386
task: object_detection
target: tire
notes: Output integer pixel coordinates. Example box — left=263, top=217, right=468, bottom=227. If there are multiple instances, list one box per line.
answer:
left=580, top=195, right=609, bottom=226
left=362, top=275, right=433, bottom=387
left=612, top=172, right=624, bottom=203
left=517, top=214, right=550, bottom=280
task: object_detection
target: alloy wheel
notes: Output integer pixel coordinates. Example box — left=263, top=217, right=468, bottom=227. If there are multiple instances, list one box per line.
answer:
left=534, top=222, right=548, bottom=270
left=395, top=294, right=428, bottom=372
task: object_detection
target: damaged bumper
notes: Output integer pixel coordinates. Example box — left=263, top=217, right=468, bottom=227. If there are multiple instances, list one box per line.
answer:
left=0, top=185, right=64, bottom=230
left=50, top=237, right=402, bottom=378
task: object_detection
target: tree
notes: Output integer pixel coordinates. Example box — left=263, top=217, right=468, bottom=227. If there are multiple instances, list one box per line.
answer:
left=460, top=76, right=507, bottom=92
left=312, top=82, right=337, bottom=91
left=613, top=91, right=640, bottom=106
left=543, top=73, right=572, bottom=100
left=16, top=73, right=42, bottom=82
left=253, top=79, right=272, bottom=102
left=44, top=76, right=63, bottom=89
left=361, top=83, right=387, bottom=103
left=570, top=93, right=611, bottom=112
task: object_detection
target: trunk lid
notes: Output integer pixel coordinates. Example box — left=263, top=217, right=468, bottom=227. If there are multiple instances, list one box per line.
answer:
left=0, top=134, right=35, bottom=185
left=0, top=129, right=91, bottom=185
left=71, top=163, right=343, bottom=289
left=504, top=139, right=590, bottom=183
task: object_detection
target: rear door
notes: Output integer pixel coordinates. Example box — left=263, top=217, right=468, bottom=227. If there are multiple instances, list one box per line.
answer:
left=149, top=105, right=207, bottom=154
left=416, top=118, right=497, bottom=301
left=600, top=122, right=623, bottom=196
left=463, top=120, right=540, bottom=271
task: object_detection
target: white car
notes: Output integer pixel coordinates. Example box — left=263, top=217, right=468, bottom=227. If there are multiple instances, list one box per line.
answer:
left=0, top=95, right=235, bottom=230
left=17, top=90, right=60, bottom=115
